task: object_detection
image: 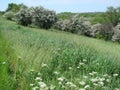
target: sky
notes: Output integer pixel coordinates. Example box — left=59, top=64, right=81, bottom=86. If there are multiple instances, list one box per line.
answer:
left=0, top=0, right=120, bottom=13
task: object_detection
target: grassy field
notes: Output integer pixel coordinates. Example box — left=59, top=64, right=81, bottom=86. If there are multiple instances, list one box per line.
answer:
left=0, top=17, right=120, bottom=90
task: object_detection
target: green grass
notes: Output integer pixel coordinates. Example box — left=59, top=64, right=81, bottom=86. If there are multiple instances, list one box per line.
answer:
left=0, top=17, right=120, bottom=90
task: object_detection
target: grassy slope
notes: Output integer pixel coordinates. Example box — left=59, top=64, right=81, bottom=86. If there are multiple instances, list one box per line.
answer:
left=0, top=17, right=120, bottom=90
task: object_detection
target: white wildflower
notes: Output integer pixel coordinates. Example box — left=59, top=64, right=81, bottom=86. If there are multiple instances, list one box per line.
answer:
left=54, top=71, right=59, bottom=75
left=2, top=62, right=6, bottom=65
left=35, top=77, right=42, bottom=81
left=30, top=83, right=34, bottom=87
left=58, top=82, right=62, bottom=85
left=66, top=82, right=73, bottom=85
left=83, top=59, right=87, bottom=62
left=92, top=71, right=97, bottom=75
left=79, top=81, right=86, bottom=86
left=69, top=67, right=73, bottom=70
left=70, top=84, right=77, bottom=88
left=38, top=81, right=47, bottom=88
left=79, top=88, right=86, bottom=90
left=113, top=74, right=119, bottom=77
left=114, top=88, right=119, bottom=90
left=106, top=79, right=111, bottom=83
left=37, top=72, right=41, bottom=76
left=103, top=74, right=108, bottom=77
left=89, top=73, right=94, bottom=76
left=41, top=63, right=48, bottom=68
left=83, top=76, right=88, bottom=79
left=57, top=77, right=65, bottom=82
left=93, top=83, right=99, bottom=86
left=84, top=85, right=90, bottom=89
left=66, top=82, right=77, bottom=88
left=77, top=66, right=80, bottom=69
left=90, top=78, right=98, bottom=83
left=98, top=81, right=104, bottom=86
left=49, top=84, right=56, bottom=90
left=32, top=86, right=39, bottom=90
left=79, top=62, right=85, bottom=66
left=99, top=78, right=105, bottom=82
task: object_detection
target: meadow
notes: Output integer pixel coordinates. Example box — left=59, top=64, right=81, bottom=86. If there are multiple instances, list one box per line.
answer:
left=0, top=16, right=120, bottom=90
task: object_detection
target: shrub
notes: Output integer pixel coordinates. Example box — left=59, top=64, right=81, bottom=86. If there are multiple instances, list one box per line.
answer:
left=3, top=11, right=15, bottom=21
left=31, top=6, right=57, bottom=29
left=15, top=8, right=32, bottom=26
left=54, top=14, right=91, bottom=35
left=90, top=23, right=113, bottom=40
left=15, top=6, right=57, bottom=29
left=112, top=23, right=120, bottom=42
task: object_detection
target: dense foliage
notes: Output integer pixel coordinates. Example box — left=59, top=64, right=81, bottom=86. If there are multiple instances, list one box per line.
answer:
left=54, top=14, right=91, bottom=35
left=16, top=6, right=57, bottom=28
left=2, top=3, right=120, bottom=42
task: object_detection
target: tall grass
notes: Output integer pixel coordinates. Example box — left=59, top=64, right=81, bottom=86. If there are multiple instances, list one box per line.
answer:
left=0, top=17, right=120, bottom=90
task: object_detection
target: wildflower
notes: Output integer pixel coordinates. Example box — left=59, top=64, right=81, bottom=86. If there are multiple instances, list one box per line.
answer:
left=54, top=71, right=59, bottom=75
left=92, top=71, right=97, bottom=75
left=66, top=82, right=73, bottom=85
left=77, top=66, right=80, bottom=69
left=66, top=82, right=77, bottom=88
left=79, top=62, right=85, bottom=66
left=79, top=88, right=85, bottom=90
left=98, top=81, right=104, bottom=86
left=35, top=77, right=42, bottom=81
left=69, top=67, right=73, bottom=70
left=37, top=72, right=41, bottom=76
left=32, top=86, right=39, bottom=90
left=57, top=77, right=65, bottom=82
left=89, top=71, right=97, bottom=76
left=58, top=81, right=62, bottom=85
left=103, top=74, right=108, bottom=77
left=114, top=88, right=119, bottom=90
left=49, top=84, right=56, bottom=90
left=70, top=84, right=77, bottom=88
left=79, top=81, right=86, bottom=86
left=89, top=73, right=94, bottom=76
left=93, top=83, right=98, bottom=86
left=2, top=62, right=6, bottom=65
left=83, top=76, right=88, bottom=79
left=41, top=63, right=48, bottom=68
left=83, top=59, right=87, bottom=62
left=113, top=74, right=119, bottom=77
left=61, top=85, right=65, bottom=89
left=90, top=78, right=98, bottom=83
left=106, top=79, right=111, bottom=83
left=38, top=81, right=47, bottom=88
left=99, top=78, right=105, bottom=82
left=84, top=85, right=90, bottom=89
left=30, top=83, right=34, bottom=87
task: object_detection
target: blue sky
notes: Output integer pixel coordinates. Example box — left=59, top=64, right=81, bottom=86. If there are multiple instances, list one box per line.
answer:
left=0, top=0, right=120, bottom=13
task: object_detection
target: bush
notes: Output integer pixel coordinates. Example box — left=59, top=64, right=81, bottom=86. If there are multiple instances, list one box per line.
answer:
left=112, top=24, right=120, bottom=42
left=54, top=14, right=91, bottom=35
left=31, top=6, right=57, bottom=29
left=3, top=11, right=15, bottom=21
left=90, top=23, right=113, bottom=40
left=15, top=6, right=57, bottom=29
left=15, top=8, right=32, bottom=26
